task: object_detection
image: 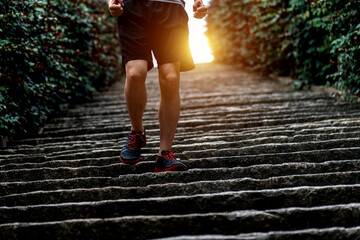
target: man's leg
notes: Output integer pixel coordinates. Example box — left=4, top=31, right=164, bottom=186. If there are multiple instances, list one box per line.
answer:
left=125, top=60, right=148, bottom=132
left=158, top=62, right=181, bottom=154
left=154, top=62, right=187, bottom=172
left=119, top=60, right=148, bottom=164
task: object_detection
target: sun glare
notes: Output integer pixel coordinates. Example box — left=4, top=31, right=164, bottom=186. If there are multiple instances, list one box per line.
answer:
left=185, top=0, right=214, bottom=64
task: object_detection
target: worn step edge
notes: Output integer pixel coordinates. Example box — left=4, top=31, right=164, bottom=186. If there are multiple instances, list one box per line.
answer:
left=0, top=159, right=359, bottom=194
left=4, top=131, right=359, bottom=164
left=46, top=102, right=345, bottom=124
left=156, top=226, right=360, bottom=240
left=1, top=185, right=360, bottom=224
left=1, top=146, right=359, bottom=182
left=51, top=137, right=360, bottom=161
left=4, top=145, right=359, bottom=171
left=3, top=125, right=359, bottom=156
left=182, top=138, right=360, bottom=159
left=3, top=131, right=360, bottom=169
left=3, top=127, right=360, bottom=158
left=41, top=107, right=359, bottom=134
left=2, top=137, right=359, bottom=165
left=62, top=95, right=333, bottom=117
left=1, top=203, right=360, bottom=239
left=1, top=170, right=360, bottom=206
left=74, top=91, right=328, bottom=107
left=50, top=102, right=351, bottom=122
left=1, top=137, right=360, bottom=171
left=63, top=96, right=330, bottom=113
left=10, top=118, right=360, bottom=146
left=16, top=113, right=360, bottom=139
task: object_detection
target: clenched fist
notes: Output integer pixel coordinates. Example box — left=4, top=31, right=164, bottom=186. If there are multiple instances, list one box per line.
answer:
left=107, top=0, right=124, bottom=17
left=193, top=0, right=208, bottom=19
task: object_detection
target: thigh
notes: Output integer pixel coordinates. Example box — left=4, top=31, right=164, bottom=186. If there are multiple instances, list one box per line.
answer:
left=117, top=0, right=154, bottom=71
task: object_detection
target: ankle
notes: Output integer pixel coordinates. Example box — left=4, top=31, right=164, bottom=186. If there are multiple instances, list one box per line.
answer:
left=131, top=126, right=145, bottom=133
left=158, top=149, right=172, bottom=156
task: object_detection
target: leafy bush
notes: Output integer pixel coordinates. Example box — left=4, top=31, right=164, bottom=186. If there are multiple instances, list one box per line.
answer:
left=0, top=0, right=121, bottom=137
left=206, top=0, right=360, bottom=98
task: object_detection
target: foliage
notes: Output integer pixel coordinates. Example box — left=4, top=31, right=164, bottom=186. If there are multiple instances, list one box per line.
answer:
left=0, top=0, right=121, bottom=137
left=206, top=0, right=360, bottom=99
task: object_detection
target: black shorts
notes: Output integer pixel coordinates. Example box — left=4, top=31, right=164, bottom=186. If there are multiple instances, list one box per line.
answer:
left=116, top=0, right=195, bottom=72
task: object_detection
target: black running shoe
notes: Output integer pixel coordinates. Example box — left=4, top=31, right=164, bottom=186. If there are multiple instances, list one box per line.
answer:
left=120, top=130, right=146, bottom=164
left=154, top=150, right=187, bottom=172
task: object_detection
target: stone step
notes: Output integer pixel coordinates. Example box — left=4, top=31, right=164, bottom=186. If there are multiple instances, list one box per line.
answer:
left=183, top=138, right=360, bottom=158
left=1, top=171, right=360, bottom=206
left=0, top=145, right=360, bottom=181
left=1, top=185, right=360, bottom=224
left=58, top=102, right=359, bottom=123
left=64, top=99, right=335, bottom=118
left=1, top=138, right=358, bottom=170
left=2, top=129, right=359, bottom=162
left=2, top=132, right=360, bottom=169
left=1, top=204, right=360, bottom=239
left=43, top=110, right=355, bottom=131
left=8, top=116, right=360, bottom=147
left=2, top=125, right=359, bottom=156
left=45, top=101, right=346, bottom=125
left=70, top=89, right=296, bottom=108
left=63, top=92, right=331, bottom=116
left=78, top=90, right=321, bottom=106
left=0, top=142, right=359, bottom=180
left=31, top=111, right=360, bottom=138
left=1, top=158, right=359, bottom=193
left=59, top=100, right=338, bottom=121
left=7, top=116, right=360, bottom=146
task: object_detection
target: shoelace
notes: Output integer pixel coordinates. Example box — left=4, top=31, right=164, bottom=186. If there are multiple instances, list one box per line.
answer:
left=127, top=134, right=143, bottom=151
left=162, top=150, right=176, bottom=161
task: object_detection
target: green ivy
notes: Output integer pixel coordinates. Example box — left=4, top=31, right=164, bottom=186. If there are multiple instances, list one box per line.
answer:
left=206, top=0, right=360, bottom=99
left=0, top=0, right=122, bottom=137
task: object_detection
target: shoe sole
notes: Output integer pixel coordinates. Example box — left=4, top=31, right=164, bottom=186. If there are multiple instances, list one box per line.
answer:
left=154, top=165, right=187, bottom=172
left=119, top=155, right=141, bottom=165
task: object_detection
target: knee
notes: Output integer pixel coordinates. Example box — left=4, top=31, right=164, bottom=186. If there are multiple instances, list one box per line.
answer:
left=126, top=68, right=146, bottom=84
left=159, top=72, right=179, bottom=91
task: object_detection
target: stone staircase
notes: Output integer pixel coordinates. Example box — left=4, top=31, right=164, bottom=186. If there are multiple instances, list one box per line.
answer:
left=1, top=63, right=360, bottom=239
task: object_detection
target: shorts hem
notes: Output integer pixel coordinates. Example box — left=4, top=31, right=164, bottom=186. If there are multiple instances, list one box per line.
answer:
left=157, top=59, right=195, bottom=72
left=123, top=57, right=154, bottom=71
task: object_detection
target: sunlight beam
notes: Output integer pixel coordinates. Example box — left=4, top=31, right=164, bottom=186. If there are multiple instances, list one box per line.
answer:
left=185, top=0, right=214, bottom=64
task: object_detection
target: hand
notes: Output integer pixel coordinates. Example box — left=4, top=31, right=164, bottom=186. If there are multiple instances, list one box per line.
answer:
left=107, top=0, right=124, bottom=17
left=193, top=0, right=208, bottom=19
